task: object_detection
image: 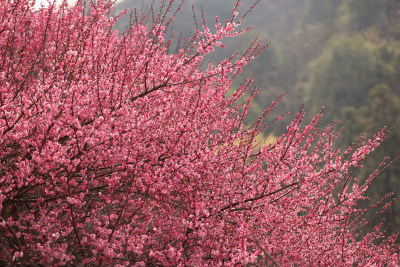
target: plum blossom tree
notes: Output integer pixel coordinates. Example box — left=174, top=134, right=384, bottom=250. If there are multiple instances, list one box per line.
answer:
left=0, top=0, right=399, bottom=265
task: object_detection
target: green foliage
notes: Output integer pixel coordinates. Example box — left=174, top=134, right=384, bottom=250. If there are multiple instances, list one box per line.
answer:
left=302, top=0, right=342, bottom=26
left=306, top=35, right=399, bottom=122
left=338, top=0, right=388, bottom=32
left=361, top=84, right=400, bottom=130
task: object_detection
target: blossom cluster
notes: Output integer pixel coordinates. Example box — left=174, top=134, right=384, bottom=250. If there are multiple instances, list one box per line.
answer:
left=0, top=0, right=398, bottom=265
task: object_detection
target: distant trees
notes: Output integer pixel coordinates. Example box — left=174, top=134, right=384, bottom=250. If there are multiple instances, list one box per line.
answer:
left=306, top=35, right=400, bottom=122
left=338, top=0, right=388, bottom=33
left=302, top=0, right=341, bottom=26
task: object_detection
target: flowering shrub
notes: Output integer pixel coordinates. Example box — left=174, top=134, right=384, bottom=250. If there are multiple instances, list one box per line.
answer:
left=0, top=0, right=398, bottom=265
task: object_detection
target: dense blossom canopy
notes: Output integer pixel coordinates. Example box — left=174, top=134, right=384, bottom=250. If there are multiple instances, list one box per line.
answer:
left=0, top=0, right=398, bottom=265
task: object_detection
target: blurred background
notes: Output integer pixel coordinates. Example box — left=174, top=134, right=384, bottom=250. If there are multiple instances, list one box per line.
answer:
left=37, top=0, right=399, bottom=237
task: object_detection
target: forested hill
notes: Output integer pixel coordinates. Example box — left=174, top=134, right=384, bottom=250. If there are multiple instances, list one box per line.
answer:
left=115, top=0, right=400, bottom=236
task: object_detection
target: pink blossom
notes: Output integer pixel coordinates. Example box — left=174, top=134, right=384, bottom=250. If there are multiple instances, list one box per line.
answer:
left=0, top=0, right=398, bottom=266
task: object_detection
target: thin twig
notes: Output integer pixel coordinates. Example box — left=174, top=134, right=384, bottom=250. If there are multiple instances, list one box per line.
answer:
left=249, top=227, right=281, bottom=267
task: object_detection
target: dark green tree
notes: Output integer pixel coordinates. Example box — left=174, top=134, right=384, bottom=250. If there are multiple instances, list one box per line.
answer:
left=302, top=0, right=342, bottom=26
left=306, top=35, right=397, bottom=123
left=338, top=0, right=388, bottom=32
